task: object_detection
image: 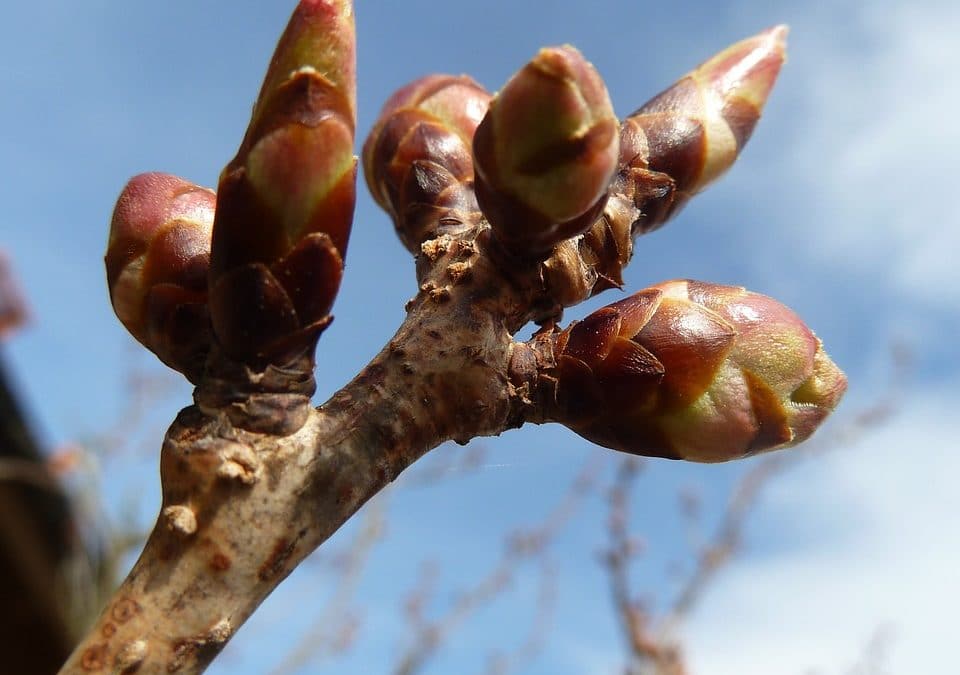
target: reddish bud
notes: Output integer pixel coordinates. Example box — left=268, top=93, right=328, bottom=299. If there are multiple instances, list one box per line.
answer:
left=363, top=74, right=491, bottom=253
left=209, top=0, right=357, bottom=366
left=106, top=173, right=215, bottom=382
left=473, top=46, right=619, bottom=254
left=553, top=279, right=846, bottom=462
left=617, top=26, right=787, bottom=233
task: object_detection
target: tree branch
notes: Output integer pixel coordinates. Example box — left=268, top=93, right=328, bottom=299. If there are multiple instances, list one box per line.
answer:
left=57, top=8, right=846, bottom=672
left=59, top=226, right=539, bottom=674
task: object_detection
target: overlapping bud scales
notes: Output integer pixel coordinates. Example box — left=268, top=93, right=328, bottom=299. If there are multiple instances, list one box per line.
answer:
left=552, top=279, right=846, bottom=462
left=363, top=75, right=491, bottom=253
left=209, top=0, right=357, bottom=366
left=617, top=26, right=786, bottom=234
left=106, top=173, right=215, bottom=383
left=473, top=46, right=620, bottom=255
left=537, top=28, right=787, bottom=311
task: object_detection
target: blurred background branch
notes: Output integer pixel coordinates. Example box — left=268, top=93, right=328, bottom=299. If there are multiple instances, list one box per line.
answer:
left=0, top=253, right=79, bottom=674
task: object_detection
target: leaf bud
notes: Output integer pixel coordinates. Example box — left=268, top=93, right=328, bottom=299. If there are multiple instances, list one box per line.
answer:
left=106, top=172, right=215, bottom=382
left=473, top=45, right=619, bottom=255
left=553, top=279, right=846, bottom=462
left=209, top=0, right=357, bottom=366
left=363, top=74, right=491, bottom=253
left=618, top=26, right=787, bottom=234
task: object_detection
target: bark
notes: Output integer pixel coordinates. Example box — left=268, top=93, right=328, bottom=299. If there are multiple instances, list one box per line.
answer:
left=59, top=225, right=545, bottom=674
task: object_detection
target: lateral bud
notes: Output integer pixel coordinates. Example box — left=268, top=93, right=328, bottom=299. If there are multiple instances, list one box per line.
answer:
left=551, top=279, right=846, bottom=462
left=473, top=45, right=619, bottom=256
left=363, top=74, right=492, bottom=253
left=106, top=172, right=215, bottom=383
left=208, top=0, right=357, bottom=367
left=617, top=26, right=787, bottom=234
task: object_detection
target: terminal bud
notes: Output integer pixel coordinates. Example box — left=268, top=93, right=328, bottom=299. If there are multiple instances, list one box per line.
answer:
left=473, top=45, right=619, bottom=255
left=209, top=0, right=357, bottom=366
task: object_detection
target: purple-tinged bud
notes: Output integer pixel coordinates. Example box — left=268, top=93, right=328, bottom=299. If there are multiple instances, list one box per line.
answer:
left=617, top=26, right=787, bottom=234
left=363, top=74, right=491, bottom=253
left=552, top=279, right=846, bottom=462
left=473, top=45, right=620, bottom=255
left=106, top=173, right=215, bottom=382
left=209, top=0, right=357, bottom=367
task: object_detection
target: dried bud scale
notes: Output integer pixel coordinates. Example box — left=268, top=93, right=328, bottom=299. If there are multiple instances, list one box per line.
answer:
left=550, top=280, right=846, bottom=462
left=539, top=193, right=635, bottom=311
left=208, top=0, right=357, bottom=367
left=363, top=74, right=492, bottom=253
left=106, top=172, right=216, bottom=383
left=473, top=45, right=620, bottom=255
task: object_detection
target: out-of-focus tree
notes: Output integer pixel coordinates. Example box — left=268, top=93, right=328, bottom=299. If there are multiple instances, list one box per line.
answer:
left=0, top=256, right=81, bottom=674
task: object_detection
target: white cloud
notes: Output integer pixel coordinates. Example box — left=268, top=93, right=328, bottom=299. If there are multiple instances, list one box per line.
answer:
left=782, top=0, right=960, bottom=305
left=683, top=386, right=960, bottom=674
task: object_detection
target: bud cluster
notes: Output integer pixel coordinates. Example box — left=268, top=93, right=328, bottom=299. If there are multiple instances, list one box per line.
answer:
left=106, top=1, right=358, bottom=379
left=105, top=5, right=846, bottom=463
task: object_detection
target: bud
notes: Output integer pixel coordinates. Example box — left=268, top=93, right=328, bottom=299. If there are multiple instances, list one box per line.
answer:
left=363, top=74, right=491, bottom=253
left=473, top=45, right=619, bottom=254
left=249, top=0, right=356, bottom=134
left=537, top=29, right=787, bottom=310
left=209, top=0, right=357, bottom=366
left=617, top=26, right=787, bottom=234
left=106, top=172, right=215, bottom=383
left=553, top=279, right=846, bottom=462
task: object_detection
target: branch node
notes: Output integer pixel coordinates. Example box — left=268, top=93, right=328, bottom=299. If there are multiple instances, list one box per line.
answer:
left=168, top=618, right=232, bottom=673
left=194, top=351, right=316, bottom=436
left=446, top=261, right=473, bottom=284
left=420, top=235, right=453, bottom=262
left=215, top=442, right=261, bottom=485
left=163, top=505, right=198, bottom=536
left=208, top=619, right=232, bottom=643
left=429, top=287, right=452, bottom=303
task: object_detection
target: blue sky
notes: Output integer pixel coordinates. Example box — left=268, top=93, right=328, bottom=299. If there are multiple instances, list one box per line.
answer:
left=2, top=1, right=958, bottom=673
